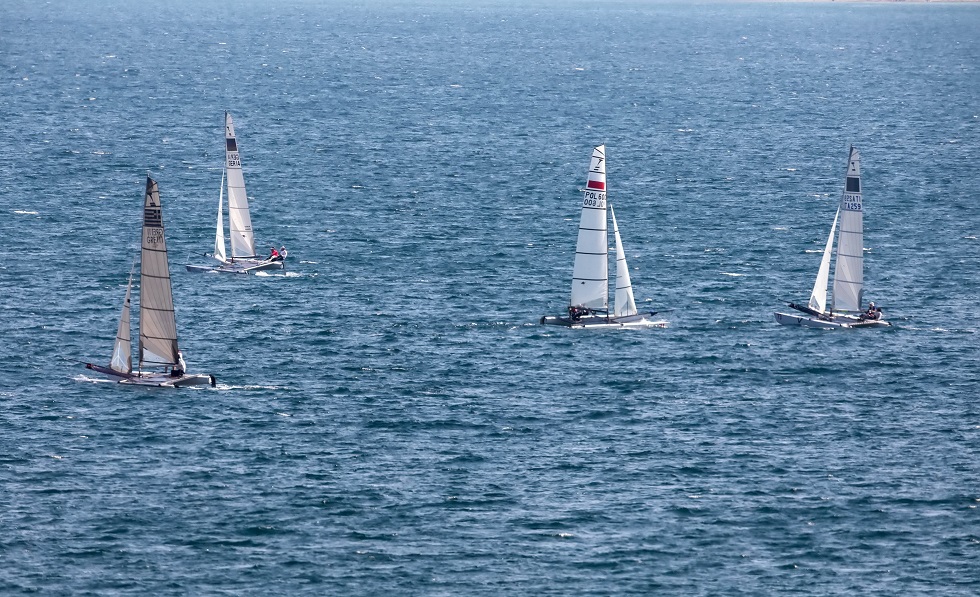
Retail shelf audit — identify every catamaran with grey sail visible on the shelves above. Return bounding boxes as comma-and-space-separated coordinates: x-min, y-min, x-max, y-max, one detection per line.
187, 112, 286, 274
541, 145, 668, 329
84, 176, 215, 387
774, 146, 890, 329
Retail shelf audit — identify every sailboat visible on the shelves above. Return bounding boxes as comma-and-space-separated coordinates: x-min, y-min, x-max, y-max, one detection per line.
186, 112, 285, 274
774, 146, 890, 329
84, 176, 216, 387
541, 145, 668, 329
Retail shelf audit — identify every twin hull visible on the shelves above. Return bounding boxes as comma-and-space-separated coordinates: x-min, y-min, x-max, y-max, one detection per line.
541, 313, 669, 329
186, 259, 284, 275
773, 311, 891, 329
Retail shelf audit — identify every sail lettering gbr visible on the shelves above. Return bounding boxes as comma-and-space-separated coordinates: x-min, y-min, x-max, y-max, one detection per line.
842, 193, 862, 211
583, 191, 606, 208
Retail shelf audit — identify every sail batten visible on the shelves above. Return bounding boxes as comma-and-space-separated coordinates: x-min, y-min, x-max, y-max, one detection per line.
139, 177, 180, 369
569, 145, 609, 310
224, 112, 256, 259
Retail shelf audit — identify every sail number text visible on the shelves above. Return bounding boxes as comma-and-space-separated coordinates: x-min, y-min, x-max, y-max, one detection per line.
146, 228, 164, 246
583, 191, 606, 208
842, 193, 862, 211
227, 155, 241, 168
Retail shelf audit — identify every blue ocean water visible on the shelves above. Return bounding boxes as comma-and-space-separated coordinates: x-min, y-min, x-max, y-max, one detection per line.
2, 0, 979, 593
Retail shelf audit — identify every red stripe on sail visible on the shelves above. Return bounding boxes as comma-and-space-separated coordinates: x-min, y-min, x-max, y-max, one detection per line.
586, 180, 605, 190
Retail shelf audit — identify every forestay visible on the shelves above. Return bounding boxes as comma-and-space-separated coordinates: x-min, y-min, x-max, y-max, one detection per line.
832, 146, 864, 313
225, 112, 256, 259
570, 145, 609, 311
139, 177, 180, 368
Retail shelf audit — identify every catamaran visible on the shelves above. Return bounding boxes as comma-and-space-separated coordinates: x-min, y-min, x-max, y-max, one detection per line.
774, 146, 890, 329
541, 145, 668, 329
84, 176, 215, 387
187, 112, 285, 274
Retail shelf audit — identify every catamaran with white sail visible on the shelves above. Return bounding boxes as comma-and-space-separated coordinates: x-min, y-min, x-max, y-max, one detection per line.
187, 112, 285, 274
84, 176, 215, 387
541, 145, 668, 329
774, 146, 890, 329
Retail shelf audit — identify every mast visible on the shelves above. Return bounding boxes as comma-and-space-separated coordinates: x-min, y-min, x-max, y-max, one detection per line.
610, 205, 638, 317
138, 176, 180, 369
569, 145, 609, 311
831, 146, 864, 312
808, 207, 840, 314
224, 112, 256, 259
214, 169, 227, 262
110, 262, 135, 374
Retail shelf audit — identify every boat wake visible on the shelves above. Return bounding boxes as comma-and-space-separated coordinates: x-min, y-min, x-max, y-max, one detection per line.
253, 271, 303, 278
74, 374, 116, 384
213, 383, 289, 391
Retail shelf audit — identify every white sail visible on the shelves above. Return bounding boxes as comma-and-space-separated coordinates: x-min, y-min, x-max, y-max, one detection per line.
570, 145, 609, 311
808, 207, 840, 313
214, 169, 227, 263
610, 205, 638, 318
832, 146, 864, 313
139, 176, 180, 368
110, 264, 135, 374
224, 112, 256, 258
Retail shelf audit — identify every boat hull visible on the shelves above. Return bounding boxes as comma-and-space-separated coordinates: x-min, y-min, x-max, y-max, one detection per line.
540, 313, 668, 329
120, 373, 216, 387
84, 363, 215, 387
186, 258, 284, 275
774, 311, 891, 329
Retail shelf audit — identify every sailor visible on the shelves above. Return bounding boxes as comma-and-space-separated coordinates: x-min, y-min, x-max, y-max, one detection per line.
874, 306, 883, 320
279, 246, 288, 260
268, 246, 280, 261
172, 351, 186, 378
862, 302, 876, 320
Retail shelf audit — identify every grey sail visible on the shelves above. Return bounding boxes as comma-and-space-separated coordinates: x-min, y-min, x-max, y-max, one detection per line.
138, 176, 180, 369
110, 264, 135, 374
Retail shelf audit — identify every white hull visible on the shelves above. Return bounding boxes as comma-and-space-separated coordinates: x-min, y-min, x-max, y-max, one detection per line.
774, 311, 890, 329
541, 313, 669, 329
119, 372, 215, 387
186, 258, 284, 274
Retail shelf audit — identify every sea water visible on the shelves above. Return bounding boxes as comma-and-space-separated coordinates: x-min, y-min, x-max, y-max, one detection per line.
1, 0, 978, 594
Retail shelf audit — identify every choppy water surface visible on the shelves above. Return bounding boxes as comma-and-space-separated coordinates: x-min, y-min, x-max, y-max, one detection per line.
1, 0, 978, 594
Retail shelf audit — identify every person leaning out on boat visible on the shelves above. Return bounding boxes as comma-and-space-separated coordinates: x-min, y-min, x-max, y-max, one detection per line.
279, 246, 288, 260
267, 246, 280, 261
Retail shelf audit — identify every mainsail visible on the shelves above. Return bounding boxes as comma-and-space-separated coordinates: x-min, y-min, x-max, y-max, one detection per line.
225, 112, 256, 258
110, 264, 135, 374
610, 205, 638, 318
139, 176, 180, 368
832, 146, 864, 312
214, 170, 227, 263
570, 145, 609, 310
808, 207, 840, 313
